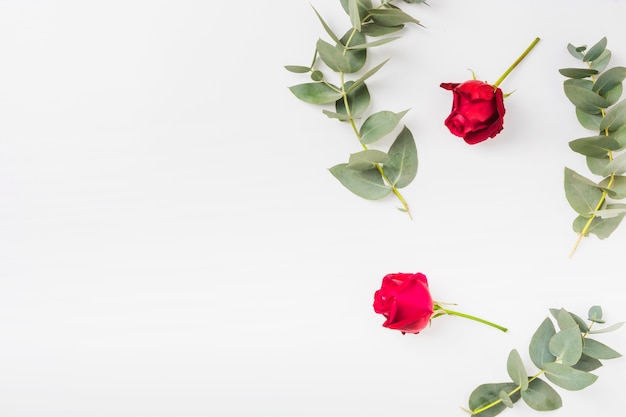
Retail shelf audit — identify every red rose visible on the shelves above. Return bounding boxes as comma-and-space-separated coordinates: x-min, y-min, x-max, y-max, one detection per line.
373, 272, 434, 334
440, 80, 506, 145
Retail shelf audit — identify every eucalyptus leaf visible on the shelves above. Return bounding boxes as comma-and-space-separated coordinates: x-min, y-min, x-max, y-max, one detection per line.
576, 108, 602, 130
329, 164, 391, 200
316, 38, 352, 73
602, 83, 623, 107
567, 43, 584, 60
553, 308, 579, 331
346, 59, 389, 94
339, 0, 372, 22
384, 126, 418, 188
572, 353, 603, 372
558, 68, 598, 79
289, 82, 343, 104
583, 36, 607, 62
599, 99, 626, 132
583, 338, 622, 359
602, 151, 626, 175
347, 0, 361, 31
573, 209, 624, 239
359, 109, 409, 144
506, 349, 528, 391
589, 321, 625, 334
564, 167, 604, 217
369, 9, 421, 27
610, 125, 626, 148
586, 155, 610, 176
285, 65, 310, 73
311, 6, 340, 44
568, 136, 620, 158
543, 362, 598, 391
593, 66, 626, 95
347, 149, 389, 170
468, 382, 521, 417
590, 49, 612, 72
336, 81, 370, 118
588, 305, 603, 322
548, 326, 583, 366
360, 23, 404, 37
322, 110, 355, 121
593, 207, 626, 219
498, 391, 514, 408
563, 82, 608, 114
529, 317, 557, 369
339, 30, 367, 73
521, 378, 562, 411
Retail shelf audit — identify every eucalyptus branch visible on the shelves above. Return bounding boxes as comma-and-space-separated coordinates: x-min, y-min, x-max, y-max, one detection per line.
560, 37, 626, 257
286, 0, 425, 216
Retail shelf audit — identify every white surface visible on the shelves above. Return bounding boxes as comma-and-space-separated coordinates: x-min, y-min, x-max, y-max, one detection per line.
1, 1, 626, 416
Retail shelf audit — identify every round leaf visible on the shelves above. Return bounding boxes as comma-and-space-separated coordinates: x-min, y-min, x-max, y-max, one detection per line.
328, 164, 391, 200
289, 82, 343, 105
383, 126, 417, 188
548, 326, 583, 366
521, 378, 563, 411
529, 317, 557, 369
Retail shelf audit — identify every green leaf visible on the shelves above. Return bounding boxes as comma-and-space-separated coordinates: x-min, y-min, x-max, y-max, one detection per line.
346, 59, 389, 94
468, 383, 521, 417
558, 68, 599, 79
345, 36, 401, 50
589, 321, 624, 334
576, 108, 602, 130
498, 391, 514, 408
339, 30, 367, 73
590, 49, 612, 72
340, 0, 372, 22
552, 308, 579, 330
568, 135, 620, 158
593, 66, 626, 95
285, 65, 310, 74
573, 210, 625, 239
347, 149, 389, 170
602, 151, 626, 175
336, 81, 370, 118
322, 110, 354, 121
384, 126, 418, 188
610, 125, 626, 148
588, 305, 603, 322
572, 353, 603, 372
289, 82, 343, 104
564, 167, 604, 217
529, 317, 557, 369
316, 38, 352, 73
594, 207, 626, 219
311, 70, 324, 82
329, 164, 391, 200
369, 9, 421, 27
567, 43, 584, 60
360, 23, 404, 37
311, 6, 340, 44
563, 82, 609, 114
506, 349, 528, 391
521, 378, 562, 411
583, 338, 622, 359
586, 155, 610, 176
602, 83, 623, 107
599, 99, 626, 132
583, 37, 607, 62
359, 109, 409, 144
548, 326, 583, 366
543, 362, 598, 391
347, 0, 361, 31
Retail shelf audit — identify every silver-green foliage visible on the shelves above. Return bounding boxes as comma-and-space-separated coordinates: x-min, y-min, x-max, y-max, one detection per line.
286, 0, 424, 216
560, 37, 626, 254
466, 306, 622, 416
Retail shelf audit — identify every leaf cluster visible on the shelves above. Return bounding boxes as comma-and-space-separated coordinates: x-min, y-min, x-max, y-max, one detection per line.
286, 1, 426, 215
466, 306, 623, 416
560, 38, 626, 253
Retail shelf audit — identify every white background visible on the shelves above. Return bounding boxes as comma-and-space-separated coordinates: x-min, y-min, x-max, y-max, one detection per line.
1, 0, 626, 416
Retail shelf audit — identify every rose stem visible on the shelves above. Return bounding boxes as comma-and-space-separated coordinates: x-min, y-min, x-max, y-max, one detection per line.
493, 37, 540, 88
440, 308, 508, 332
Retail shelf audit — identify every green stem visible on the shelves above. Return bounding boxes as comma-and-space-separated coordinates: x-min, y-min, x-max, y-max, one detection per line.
493, 37, 540, 88
437, 307, 508, 332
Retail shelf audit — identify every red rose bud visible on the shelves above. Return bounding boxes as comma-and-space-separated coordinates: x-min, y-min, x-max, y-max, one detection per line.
440, 80, 505, 144
373, 272, 434, 334
440, 37, 540, 145
373, 272, 508, 334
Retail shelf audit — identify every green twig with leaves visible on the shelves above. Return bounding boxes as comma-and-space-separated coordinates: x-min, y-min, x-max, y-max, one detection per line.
286, 0, 427, 217
464, 306, 623, 416
559, 37, 626, 257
